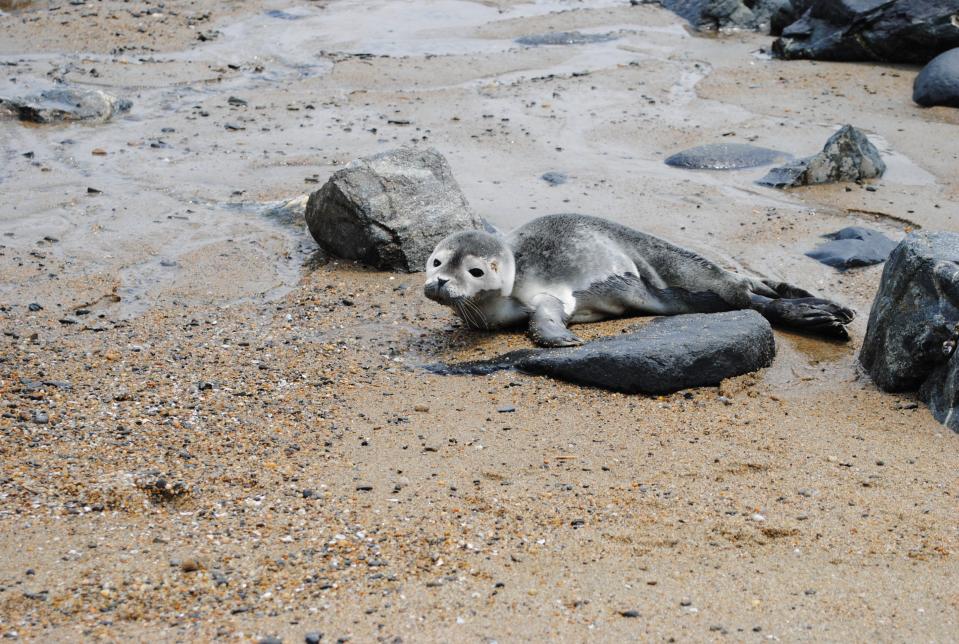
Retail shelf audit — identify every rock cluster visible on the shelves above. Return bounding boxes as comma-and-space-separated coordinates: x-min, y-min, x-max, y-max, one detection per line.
773, 0, 959, 65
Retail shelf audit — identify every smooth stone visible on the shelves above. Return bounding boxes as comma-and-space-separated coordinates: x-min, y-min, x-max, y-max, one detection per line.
431, 310, 775, 395
305, 147, 484, 272
773, 0, 959, 64
914, 48, 959, 108
0, 87, 131, 124
805, 226, 897, 269
758, 125, 884, 188
664, 143, 789, 170
541, 171, 568, 186
515, 31, 617, 46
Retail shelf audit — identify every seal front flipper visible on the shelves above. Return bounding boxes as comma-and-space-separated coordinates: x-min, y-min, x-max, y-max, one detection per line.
529, 294, 582, 347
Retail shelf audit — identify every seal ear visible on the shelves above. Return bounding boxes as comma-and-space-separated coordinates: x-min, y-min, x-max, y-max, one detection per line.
490, 260, 499, 273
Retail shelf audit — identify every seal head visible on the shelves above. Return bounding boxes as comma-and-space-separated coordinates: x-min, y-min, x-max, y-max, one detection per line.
424, 230, 515, 306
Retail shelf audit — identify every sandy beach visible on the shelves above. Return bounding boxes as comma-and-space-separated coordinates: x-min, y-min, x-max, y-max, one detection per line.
1, 0, 958, 641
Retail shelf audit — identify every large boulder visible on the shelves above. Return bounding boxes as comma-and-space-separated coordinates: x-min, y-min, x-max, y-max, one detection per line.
914, 48, 959, 108
805, 226, 897, 270
305, 147, 485, 272
0, 87, 132, 124
860, 232, 959, 394
640, 0, 810, 32
433, 310, 776, 394
773, 0, 959, 64
757, 125, 885, 188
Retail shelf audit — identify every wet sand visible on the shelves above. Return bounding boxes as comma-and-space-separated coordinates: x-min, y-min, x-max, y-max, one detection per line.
1, 1, 958, 641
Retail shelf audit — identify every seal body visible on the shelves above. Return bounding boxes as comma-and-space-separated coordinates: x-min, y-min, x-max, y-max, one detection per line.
424, 213, 854, 346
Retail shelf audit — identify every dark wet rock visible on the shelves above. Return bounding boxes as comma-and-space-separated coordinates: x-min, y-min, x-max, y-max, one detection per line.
27, 303, 42, 312
305, 147, 484, 272
0, 87, 131, 124
757, 125, 884, 188
640, 0, 794, 31
860, 231, 959, 395
773, 0, 959, 64
664, 143, 789, 170
432, 310, 775, 395
515, 31, 618, 46
914, 48, 959, 108
304, 633, 323, 644
265, 9, 303, 20
541, 171, 567, 186
805, 226, 897, 269
770, 0, 814, 35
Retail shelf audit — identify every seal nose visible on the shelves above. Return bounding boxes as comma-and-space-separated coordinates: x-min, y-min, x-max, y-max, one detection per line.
436, 278, 449, 288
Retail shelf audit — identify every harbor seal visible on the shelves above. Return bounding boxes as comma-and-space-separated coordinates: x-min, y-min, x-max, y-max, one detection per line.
424, 213, 854, 346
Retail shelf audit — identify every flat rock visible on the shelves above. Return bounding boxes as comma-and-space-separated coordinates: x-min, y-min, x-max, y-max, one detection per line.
305, 147, 485, 272
914, 48, 959, 108
0, 87, 132, 124
665, 143, 789, 170
432, 310, 775, 395
515, 31, 617, 46
805, 226, 897, 269
758, 125, 884, 188
773, 0, 959, 64
860, 232, 959, 393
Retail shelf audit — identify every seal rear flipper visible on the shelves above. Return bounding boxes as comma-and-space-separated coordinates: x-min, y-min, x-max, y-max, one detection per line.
529, 295, 582, 347
751, 295, 855, 340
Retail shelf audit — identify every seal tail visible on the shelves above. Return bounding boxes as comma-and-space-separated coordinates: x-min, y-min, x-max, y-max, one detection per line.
748, 280, 855, 340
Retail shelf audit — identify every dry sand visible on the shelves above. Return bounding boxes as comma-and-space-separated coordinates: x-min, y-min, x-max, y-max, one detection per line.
1, 0, 958, 641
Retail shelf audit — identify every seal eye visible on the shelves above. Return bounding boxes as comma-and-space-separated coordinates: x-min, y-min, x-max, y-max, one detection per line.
432, 259, 441, 267
468, 268, 485, 278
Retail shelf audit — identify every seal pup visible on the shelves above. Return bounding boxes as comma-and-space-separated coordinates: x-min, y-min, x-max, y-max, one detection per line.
423, 213, 854, 347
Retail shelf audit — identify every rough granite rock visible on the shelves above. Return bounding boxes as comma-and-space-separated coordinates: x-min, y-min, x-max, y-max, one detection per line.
0, 87, 132, 124
860, 232, 959, 394
773, 0, 959, 64
432, 310, 776, 395
757, 125, 885, 188
769, 0, 814, 35
305, 147, 485, 272
914, 48, 959, 108
664, 143, 789, 170
641, 0, 801, 31
805, 226, 897, 269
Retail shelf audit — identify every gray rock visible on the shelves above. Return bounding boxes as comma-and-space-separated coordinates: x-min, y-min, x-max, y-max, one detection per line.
640, 0, 793, 31
805, 226, 897, 269
664, 143, 789, 170
305, 147, 484, 272
541, 171, 568, 186
0, 87, 132, 124
914, 48, 959, 108
515, 31, 618, 46
773, 0, 959, 64
860, 232, 959, 393
757, 125, 884, 188
431, 310, 775, 395
769, 0, 814, 36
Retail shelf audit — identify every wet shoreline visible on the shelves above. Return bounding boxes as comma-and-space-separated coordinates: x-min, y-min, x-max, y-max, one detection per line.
1, 1, 958, 641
